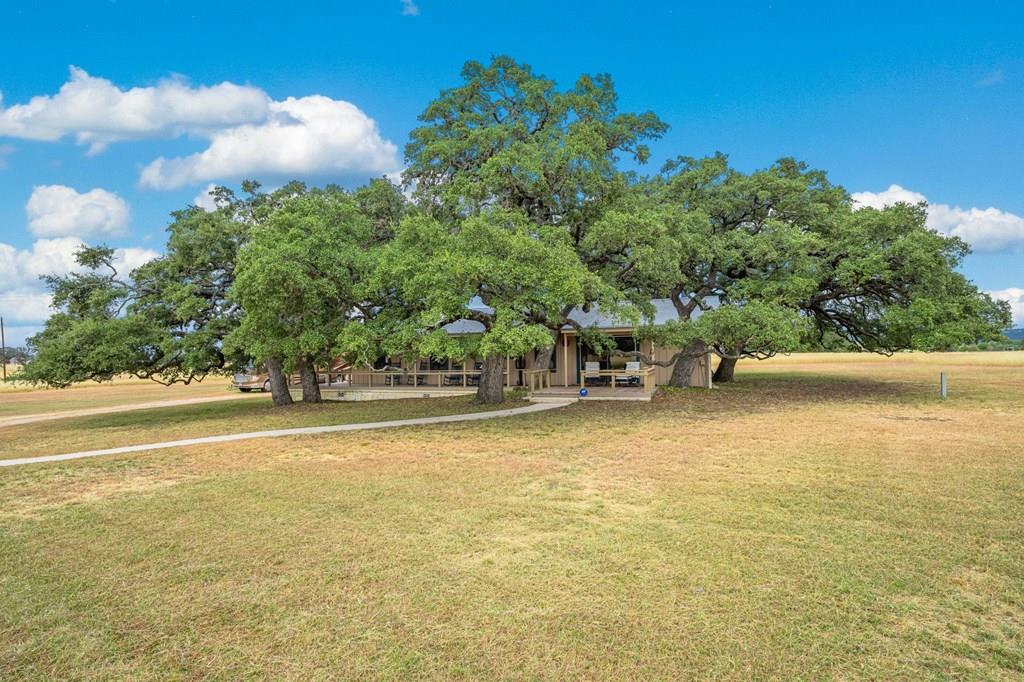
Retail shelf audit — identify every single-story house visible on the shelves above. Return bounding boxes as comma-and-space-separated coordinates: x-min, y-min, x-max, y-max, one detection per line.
342, 299, 714, 396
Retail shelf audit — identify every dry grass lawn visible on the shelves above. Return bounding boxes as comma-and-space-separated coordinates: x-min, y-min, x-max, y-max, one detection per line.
0, 395, 504, 460
0, 375, 238, 418
0, 352, 1022, 679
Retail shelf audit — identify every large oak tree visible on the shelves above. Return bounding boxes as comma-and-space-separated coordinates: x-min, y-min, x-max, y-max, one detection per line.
227, 185, 376, 403
19, 183, 300, 405
403, 56, 666, 370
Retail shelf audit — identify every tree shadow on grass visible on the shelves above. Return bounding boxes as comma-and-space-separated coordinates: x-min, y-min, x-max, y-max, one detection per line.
553, 374, 932, 425
664, 373, 924, 408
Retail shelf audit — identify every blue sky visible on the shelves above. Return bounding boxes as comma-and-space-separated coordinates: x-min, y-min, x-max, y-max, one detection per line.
2, 0, 1023, 344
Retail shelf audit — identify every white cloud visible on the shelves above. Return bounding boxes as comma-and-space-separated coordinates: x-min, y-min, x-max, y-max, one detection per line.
0, 289, 53, 325
192, 183, 220, 211
401, 0, 420, 15
926, 205, 1024, 252
0, 238, 158, 324
26, 185, 130, 238
113, 246, 159, 275
850, 184, 927, 209
139, 95, 400, 189
0, 67, 401, 188
851, 184, 1024, 251
9, 237, 85, 281
0, 66, 269, 154
988, 288, 1024, 327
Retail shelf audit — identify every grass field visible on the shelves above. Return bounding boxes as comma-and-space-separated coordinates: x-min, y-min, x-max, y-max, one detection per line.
0, 375, 238, 418
1, 352, 1022, 679
0, 395, 504, 460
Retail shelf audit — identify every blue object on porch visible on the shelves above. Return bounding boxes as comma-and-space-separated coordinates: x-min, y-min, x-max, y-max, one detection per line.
579, 388, 588, 397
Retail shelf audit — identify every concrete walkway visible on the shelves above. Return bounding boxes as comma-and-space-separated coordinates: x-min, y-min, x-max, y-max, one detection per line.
0, 393, 263, 429
0, 400, 572, 468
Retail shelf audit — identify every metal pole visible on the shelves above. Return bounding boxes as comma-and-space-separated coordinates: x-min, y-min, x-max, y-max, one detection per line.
1, 316, 6, 382
940, 372, 947, 400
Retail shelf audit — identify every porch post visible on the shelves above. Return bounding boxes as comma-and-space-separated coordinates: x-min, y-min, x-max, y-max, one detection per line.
506, 355, 511, 388
562, 332, 569, 387
651, 341, 657, 386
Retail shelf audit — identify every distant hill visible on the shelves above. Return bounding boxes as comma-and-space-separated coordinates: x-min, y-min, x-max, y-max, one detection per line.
1007, 328, 1024, 341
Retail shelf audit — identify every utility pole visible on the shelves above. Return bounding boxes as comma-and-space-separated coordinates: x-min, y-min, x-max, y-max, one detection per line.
1, 316, 6, 382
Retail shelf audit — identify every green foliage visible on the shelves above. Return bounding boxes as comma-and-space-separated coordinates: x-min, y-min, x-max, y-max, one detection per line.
353, 177, 411, 243
17, 245, 162, 387
227, 186, 375, 370
956, 338, 1024, 352
404, 55, 665, 333
406, 56, 665, 219
20, 186, 263, 387
806, 202, 1011, 352
620, 154, 839, 364
626, 153, 1009, 364
363, 208, 604, 362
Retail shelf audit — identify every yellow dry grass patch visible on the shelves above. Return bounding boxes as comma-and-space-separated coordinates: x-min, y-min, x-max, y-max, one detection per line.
0, 375, 237, 417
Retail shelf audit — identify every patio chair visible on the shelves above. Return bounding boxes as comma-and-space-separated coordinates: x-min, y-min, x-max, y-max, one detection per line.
616, 361, 642, 387
583, 361, 608, 386
444, 369, 476, 387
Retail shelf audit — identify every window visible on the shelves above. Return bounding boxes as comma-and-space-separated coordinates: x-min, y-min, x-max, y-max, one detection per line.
581, 335, 638, 369
610, 336, 638, 369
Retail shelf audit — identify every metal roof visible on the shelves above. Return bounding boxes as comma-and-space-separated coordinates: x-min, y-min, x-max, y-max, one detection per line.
442, 298, 713, 335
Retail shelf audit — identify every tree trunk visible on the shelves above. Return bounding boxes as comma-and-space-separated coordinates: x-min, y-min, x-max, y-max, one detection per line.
667, 341, 705, 388
532, 328, 560, 373
296, 356, 322, 403
475, 355, 506, 404
713, 356, 738, 383
265, 356, 293, 406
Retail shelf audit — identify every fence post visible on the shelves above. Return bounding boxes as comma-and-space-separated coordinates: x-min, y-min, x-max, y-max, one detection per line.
940, 372, 947, 400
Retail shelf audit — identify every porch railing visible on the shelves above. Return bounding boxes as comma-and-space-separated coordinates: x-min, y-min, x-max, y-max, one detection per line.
579, 367, 656, 393
523, 369, 552, 392
345, 369, 483, 388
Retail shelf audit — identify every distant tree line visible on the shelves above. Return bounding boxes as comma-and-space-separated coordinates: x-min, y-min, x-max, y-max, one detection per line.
795, 331, 1023, 353
1, 346, 33, 365
16, 57, 1012, 404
